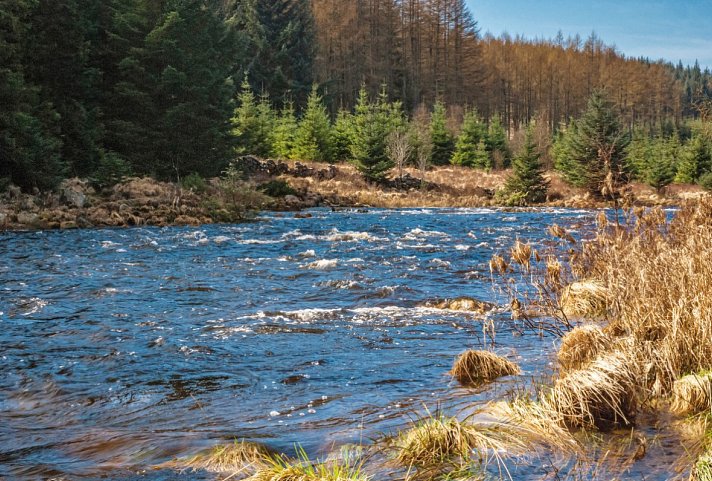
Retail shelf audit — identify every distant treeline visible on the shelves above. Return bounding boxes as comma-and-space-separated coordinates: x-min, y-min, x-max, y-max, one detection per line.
1, 0, 711, 192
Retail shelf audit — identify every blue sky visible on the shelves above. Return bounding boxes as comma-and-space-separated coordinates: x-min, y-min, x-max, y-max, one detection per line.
466, 0, 712, 70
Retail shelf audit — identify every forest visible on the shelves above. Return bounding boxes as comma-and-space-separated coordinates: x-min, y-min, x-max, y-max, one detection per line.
2, 0, 712, 200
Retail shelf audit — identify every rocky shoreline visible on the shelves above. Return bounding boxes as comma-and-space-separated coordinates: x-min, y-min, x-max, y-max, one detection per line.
1, 157, 707, 231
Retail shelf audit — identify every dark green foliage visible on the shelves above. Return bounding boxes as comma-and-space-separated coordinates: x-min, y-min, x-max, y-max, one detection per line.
224, 0, 315, 106
331, 109, 355, 161
430, 100, 455, 165
559, 91, 630, 196
292, 85, 333, 161
258, 179, 297, 197
0, 0, 65, 191
676, 134, 712, 183
24, 0, 102, 178
272, 102, 298, 159
699, 172, 712, 192
92, 151, 132, 189
502, 126, 548, 205
181, 172, 208, 193
486, 116, 509, 168
350, 86, 404, 182
232, 78, 275, 157
451, 110, 488, 168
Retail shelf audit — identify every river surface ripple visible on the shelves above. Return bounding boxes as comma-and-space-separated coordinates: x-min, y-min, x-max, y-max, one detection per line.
0, 208, 600, 479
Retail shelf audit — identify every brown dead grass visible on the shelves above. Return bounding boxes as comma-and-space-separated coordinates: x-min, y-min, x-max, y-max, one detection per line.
165, 440, 271, 475
541, 350, 640, 430
559, 281, 610, 319
557, 325, 613, 374
671, 373, 712, 415
449, 350, 520, 386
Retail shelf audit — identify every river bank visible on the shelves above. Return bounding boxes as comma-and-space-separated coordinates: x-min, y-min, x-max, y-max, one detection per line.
0, 158, 707, 231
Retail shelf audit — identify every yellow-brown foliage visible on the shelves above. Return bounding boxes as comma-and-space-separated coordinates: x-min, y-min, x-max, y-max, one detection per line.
170, 440, 270, 474
557, 325, 613, 374
559, 281, 609, 319
575, 202, 712, 396
541, 350, 639, 429
671, 373, 712, 416
449, 350, 520, 386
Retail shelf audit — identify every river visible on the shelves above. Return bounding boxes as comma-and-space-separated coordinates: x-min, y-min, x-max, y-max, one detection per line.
2, 207, 664, 480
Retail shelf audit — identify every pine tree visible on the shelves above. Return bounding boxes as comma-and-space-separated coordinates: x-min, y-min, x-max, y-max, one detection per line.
625, 130, 652, 182
451, 110, 488, 168
292, 85, 332, 161
350, 87, 396, 182
272, 102, 297, 159
565, 91, 630, 196
232, 78, 275, 157
645, 140, 676, 192
145, 1, 237, 179
430, 100, 455, 165
0, 0, 64, 191
225, 0, 315, 105
331, 109, 355, 161
676, 134, 712, 183
486, 115, 509, 168
24, 0, 102, 178
502, 126, 548, 205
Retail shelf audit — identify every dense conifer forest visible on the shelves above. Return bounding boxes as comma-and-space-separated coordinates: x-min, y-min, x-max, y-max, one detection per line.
2, 0, 712, 199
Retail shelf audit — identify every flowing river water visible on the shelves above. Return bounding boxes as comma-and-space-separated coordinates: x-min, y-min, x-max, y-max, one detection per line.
0, 208, 692, 480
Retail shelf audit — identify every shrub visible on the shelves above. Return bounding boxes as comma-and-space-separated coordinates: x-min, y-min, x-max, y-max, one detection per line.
258, 179, 297, 198
181, 172, 207, 193
92, 151, 132, 189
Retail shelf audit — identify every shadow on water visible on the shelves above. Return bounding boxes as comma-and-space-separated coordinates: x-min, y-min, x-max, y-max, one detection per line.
0, 207, 691, 479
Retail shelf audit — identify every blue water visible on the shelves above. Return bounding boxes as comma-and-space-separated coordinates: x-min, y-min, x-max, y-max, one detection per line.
0, 208, 599, 479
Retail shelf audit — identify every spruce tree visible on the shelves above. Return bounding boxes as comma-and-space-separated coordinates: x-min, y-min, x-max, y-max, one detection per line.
486, 116, 509, 168
0, 0, 64, 191
502, 126, 548, 205
565, 91, 630, 196
146, 1, 238, 179
272, 102, 297, 159
645, 140, 676, 192
624, 130, 652, 182
232, 78, 275, 157
331, 109, 355, 161
676, 134, 712, 183
292, 85, 333, 161
451, 110, 488, 168
350, 87, 397, 182
430, 100, 455, 165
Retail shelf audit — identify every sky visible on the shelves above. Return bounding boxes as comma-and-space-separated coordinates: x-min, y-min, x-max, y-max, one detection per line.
466, 0, 712, 70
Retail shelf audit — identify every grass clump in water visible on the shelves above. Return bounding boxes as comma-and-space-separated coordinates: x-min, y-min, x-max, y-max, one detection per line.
449, 350, 520, 386
169, 440, 271, 475
246, 446, 369, 481
557, 325, 613, 374
671, 372, 712, 415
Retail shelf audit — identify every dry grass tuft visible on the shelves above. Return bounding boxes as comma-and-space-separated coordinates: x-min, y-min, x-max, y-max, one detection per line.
484, 399, 583, 456
245, 446, 369, 481
541, 350, 639, 430
557, 325, 613, 374
489, 254, 509, 274
449, 350, 520, 386
671, 372, 712, 415
173, 440, 271, 474
510, 241, 532, 270
559, 280, 609, 319
391, 412, 528, 469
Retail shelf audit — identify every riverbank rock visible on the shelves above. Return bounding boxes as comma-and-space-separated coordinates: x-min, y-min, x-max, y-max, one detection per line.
16, 212, 40, 226
60, 178, 91, 208
422, 297, 495, 313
